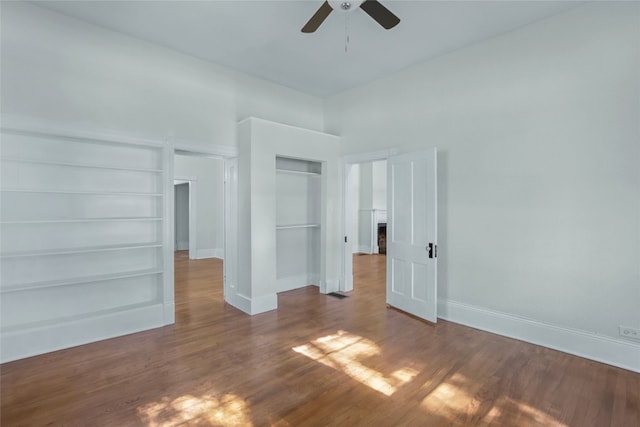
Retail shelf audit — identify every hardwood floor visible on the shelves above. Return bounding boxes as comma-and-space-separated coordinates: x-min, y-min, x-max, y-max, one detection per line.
1, 252, 638, 426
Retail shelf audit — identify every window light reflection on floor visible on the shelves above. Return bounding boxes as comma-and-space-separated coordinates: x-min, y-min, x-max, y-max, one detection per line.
420, 373, 569, 426
292, 330, 418, 396
137, 393, 252, 426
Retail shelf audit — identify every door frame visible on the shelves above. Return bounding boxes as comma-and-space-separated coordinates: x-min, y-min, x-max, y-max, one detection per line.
223, 157, 238, 306
340, 149, 398, 292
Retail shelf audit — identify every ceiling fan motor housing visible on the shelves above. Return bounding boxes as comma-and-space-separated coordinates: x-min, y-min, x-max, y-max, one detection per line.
328, 0, 364, 12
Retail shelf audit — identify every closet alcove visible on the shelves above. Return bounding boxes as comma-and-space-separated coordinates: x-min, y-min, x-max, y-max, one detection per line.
230, 118, 341, 315
276, 156, 321, 292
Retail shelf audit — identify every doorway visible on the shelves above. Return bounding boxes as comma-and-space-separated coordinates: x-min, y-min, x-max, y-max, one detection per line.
172, 152, 226, 318
174, 182, 189, 252
342, 149, 438, 323
343, 157, 389, 295
173, 179, 196, 259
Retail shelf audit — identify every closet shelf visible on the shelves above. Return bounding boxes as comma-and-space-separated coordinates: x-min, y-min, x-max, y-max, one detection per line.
0, 268, 163, 294
1, 217, 163, 225
276, 168, 320, 176
0, 242, 162, 258
0, 189, 163, 197
276, 223, 320, 230
1, 157, 162, 173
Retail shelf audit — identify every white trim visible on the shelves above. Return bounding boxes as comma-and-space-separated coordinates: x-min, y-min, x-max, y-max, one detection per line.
195, 248, 224, 260
225, 292, 252, 314
163, 302, 175, 325
162, 143, 176, 326
1, 114, 164, 148
225, 292, 277, 315
174, 176, 198, 182
1, 303, 165, 363
438, 299, 640, 373
322, 278, 340, 294
277, 275, 318, 293
223, 158, 238, 315
342, 148, 399, 165
356, 245, 372, 254
238, 116, 337, 139
174, 139, 238, 158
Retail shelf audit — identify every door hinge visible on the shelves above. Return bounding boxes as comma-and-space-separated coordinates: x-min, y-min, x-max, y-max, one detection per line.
345, 236, 348, 243
428, 243, 437, 259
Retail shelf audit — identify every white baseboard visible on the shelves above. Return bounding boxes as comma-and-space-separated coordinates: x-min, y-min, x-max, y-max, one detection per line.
357, 245, 372, 254
225, 292, 277, 315
1, 303, 165, 363
176, 241, 189, 251
195, 248, 224, 260
438, 299, 640, 373
321, 278, 340, 294
277, 275, 318, 293
163, 302, 175, 325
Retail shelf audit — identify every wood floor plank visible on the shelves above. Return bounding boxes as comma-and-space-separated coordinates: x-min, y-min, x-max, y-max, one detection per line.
1, 252, 638, 426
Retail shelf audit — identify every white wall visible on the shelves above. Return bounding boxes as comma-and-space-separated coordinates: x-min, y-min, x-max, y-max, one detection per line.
174, 155, 224, 259
325, 2, 640, 369
371, 160, 387, 210
0, 2, 324, 147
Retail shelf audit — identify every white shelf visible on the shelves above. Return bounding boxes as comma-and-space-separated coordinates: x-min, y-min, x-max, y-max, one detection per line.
0, 242, 162, 258
0, 189, 162, 197
1, 217, 163, 225
0, 268, 163, 294
276, 168, 320, 176
1, 126, 164, 149
1, 157, 162, 173
0, 300, 162, 333
276, 223, 320, 230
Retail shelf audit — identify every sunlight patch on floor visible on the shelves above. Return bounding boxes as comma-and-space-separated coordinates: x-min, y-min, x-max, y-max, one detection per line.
137, 393, 252, 426
420, 374, 568, 426
420, 373, 474, 416
292, 330, 418, 396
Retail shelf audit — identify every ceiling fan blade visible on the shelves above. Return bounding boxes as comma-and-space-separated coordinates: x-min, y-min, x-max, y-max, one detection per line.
360, 0, 400, 30
301, 1, 333, 33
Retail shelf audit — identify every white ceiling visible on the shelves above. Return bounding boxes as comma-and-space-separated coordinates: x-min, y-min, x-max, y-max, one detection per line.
34, 0, 584, 97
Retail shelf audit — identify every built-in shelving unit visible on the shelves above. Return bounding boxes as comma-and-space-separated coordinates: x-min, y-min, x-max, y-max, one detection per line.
276, 157, 321, 292
0, 126, 167, 359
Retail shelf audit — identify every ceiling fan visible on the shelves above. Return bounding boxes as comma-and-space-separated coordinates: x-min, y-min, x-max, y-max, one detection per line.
302, 0, 400, 33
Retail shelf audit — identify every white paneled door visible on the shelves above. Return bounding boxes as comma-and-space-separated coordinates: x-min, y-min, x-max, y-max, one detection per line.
386, 149, 437, 323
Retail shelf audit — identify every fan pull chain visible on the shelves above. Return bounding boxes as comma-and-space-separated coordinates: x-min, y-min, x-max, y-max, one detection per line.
345, 14, 350, 53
